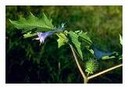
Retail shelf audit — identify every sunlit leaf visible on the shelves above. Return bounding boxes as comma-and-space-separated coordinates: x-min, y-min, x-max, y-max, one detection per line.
57, 33, 68, 48
89, 49, 94, 54
102, 55, 115, 60
77, 31, 92, 45
69, 31, 83, 60
23, 31, 37, 38
9, 12, 54, 33
119, 34, 122, 45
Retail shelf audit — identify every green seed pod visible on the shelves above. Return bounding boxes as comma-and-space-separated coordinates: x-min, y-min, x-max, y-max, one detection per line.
85, 59, 98, 75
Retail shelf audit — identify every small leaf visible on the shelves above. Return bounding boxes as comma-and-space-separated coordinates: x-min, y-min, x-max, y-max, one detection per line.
119, 55, 122, 60
77, 31, 92, 45
56, 33, 68, 48
23, 32, 37, 38
119, 34, 122, 45
69, 31, 83, 60
9, 12, 54, 33
102, 55, 115, 60
89, 49, 94, 54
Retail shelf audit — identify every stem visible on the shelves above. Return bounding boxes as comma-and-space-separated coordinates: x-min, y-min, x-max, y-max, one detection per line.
88, 64, 122, 80
69, 44, 88, 83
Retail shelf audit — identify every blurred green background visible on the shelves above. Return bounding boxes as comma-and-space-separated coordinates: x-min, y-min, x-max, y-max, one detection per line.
6, 6, 122, 83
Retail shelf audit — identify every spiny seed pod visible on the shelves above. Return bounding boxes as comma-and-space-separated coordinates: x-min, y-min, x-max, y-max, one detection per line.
85, 59, 98, 75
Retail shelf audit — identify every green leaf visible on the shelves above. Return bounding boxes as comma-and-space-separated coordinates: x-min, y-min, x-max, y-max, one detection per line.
9, 12, 54, 33
56, 33, 68, 48
119, 55, 122, 60
23, 31, 37, 38
102, 55, 115, 60
119, 34, 122, 45
89, 49, 94, 54
76, 31, 92, 45
69, 31, 83, 60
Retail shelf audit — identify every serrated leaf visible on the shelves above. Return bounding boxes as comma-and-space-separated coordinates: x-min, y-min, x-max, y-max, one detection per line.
57, 33, 68, 48
42, 13, 53, 28
77, 31, 92, 45
9, 12, 54, 33
69, 31, 83, 60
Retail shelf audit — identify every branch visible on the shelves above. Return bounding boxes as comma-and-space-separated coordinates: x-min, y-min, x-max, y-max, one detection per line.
69, 44, 88, 83
88, 64, 122, 80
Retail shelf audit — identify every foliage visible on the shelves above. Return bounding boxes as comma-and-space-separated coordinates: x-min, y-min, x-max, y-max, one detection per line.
76, 30, 92, 45
9, 12, 54, 33
56, 32, 68, 48
68, 31, 83, 60
6, 6, 122, 83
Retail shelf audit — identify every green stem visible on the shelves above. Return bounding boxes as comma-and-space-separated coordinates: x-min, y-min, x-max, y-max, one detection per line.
87, 64, 122, 80
69, 44, 88, 83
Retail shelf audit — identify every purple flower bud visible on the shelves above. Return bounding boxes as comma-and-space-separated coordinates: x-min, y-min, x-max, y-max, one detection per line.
36, 31, 53, 43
